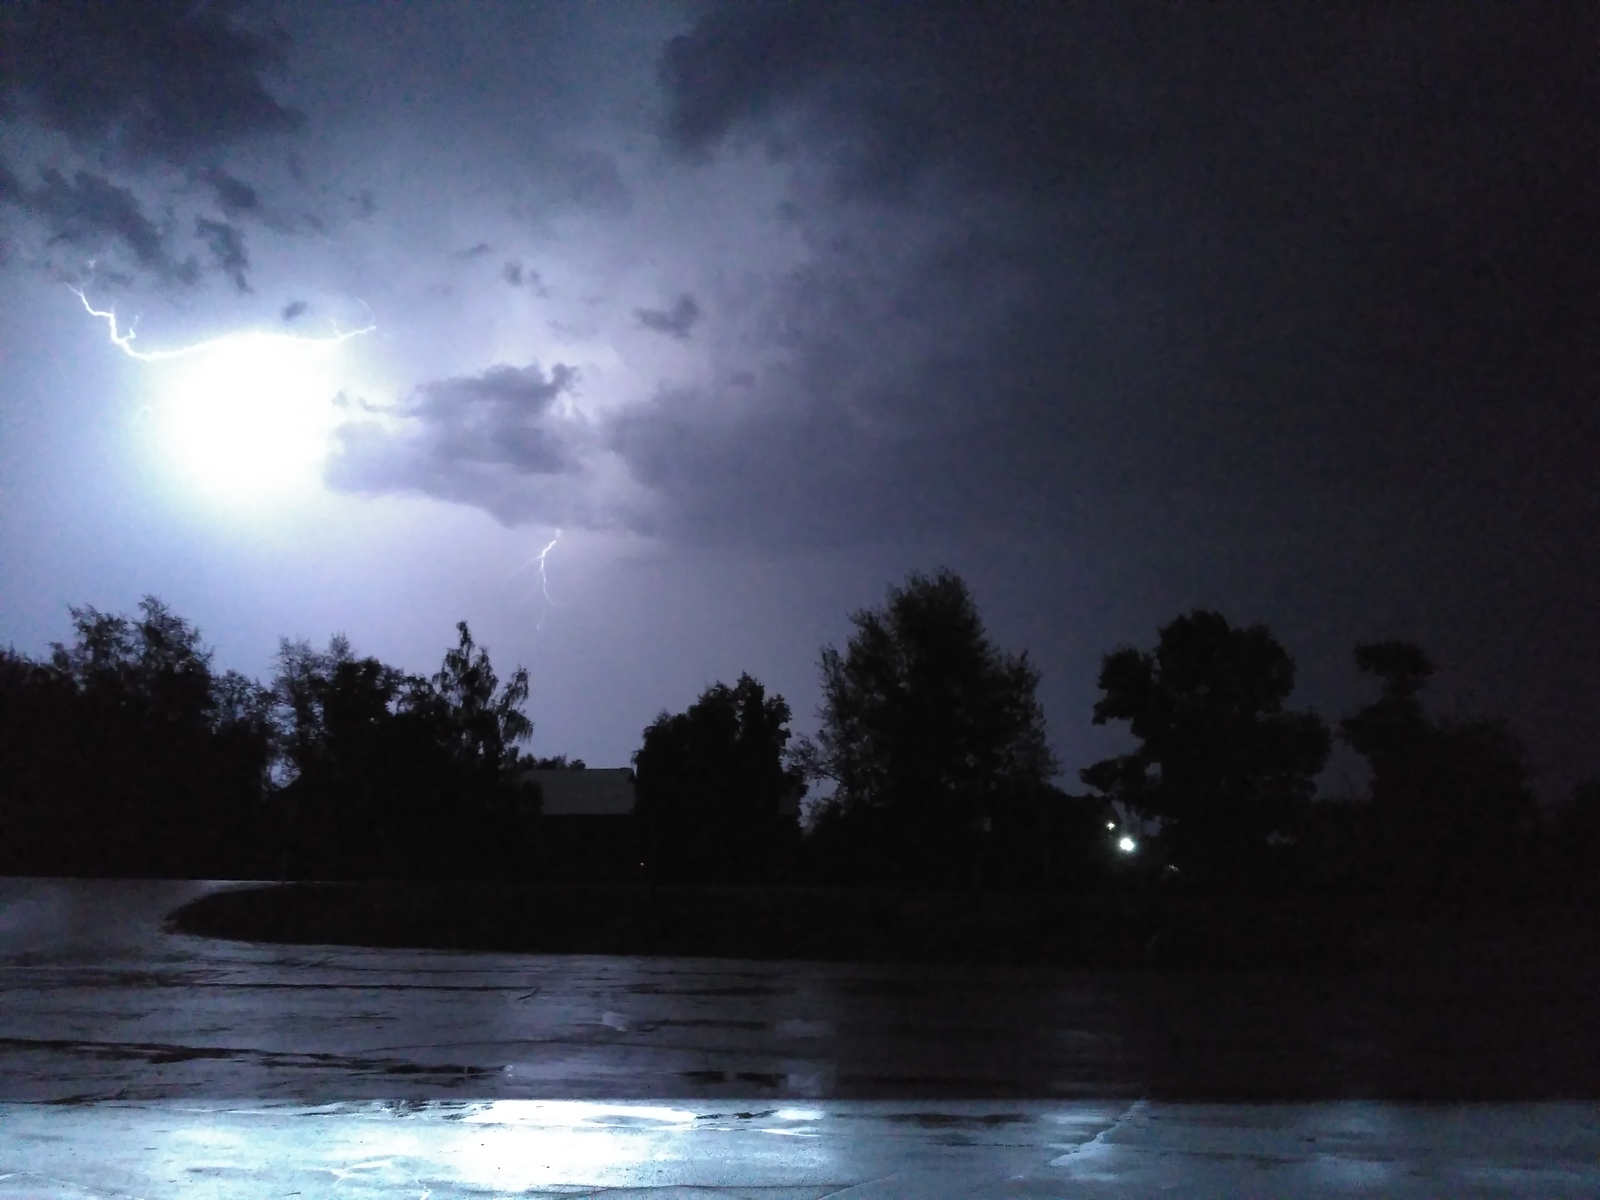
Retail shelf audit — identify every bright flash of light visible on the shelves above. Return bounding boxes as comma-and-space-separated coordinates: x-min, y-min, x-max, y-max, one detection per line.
1117, 836, 1137, 854
512, 530, 563, 629
73, 288, 374, 500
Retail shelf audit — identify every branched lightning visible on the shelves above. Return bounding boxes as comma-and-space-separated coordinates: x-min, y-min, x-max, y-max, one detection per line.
511, 530, 563, 630
70, 286, 375, 359
72, 287, 198, 361
66, 282, 380, 498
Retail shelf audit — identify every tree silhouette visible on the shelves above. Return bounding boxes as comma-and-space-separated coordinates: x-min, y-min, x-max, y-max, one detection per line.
419, 621, 532, 776
633, 673, 803, 884
272, 623, 534, 881
799, 569, 1058, 888
1548, 779, 1600, 904
1341, 640, 1536, 897
526, 754, 587, 769
0, 598, 274, 877
1338, 640, 1434, 772
1081, 610, 1330, 883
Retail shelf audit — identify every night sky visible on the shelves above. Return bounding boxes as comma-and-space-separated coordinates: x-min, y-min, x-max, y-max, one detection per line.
1, 2, 1595, 801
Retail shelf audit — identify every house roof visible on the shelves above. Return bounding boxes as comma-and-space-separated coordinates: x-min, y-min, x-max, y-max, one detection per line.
522, 768, 635, 815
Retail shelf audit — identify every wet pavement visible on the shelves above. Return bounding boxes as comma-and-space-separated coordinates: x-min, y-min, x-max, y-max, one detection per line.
2, 878, 1598, 1195
1, 878, 1151, 1103
4, 1097, 1600, 1198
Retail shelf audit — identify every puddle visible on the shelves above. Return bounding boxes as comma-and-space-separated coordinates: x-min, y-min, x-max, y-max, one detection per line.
885, 1111, 1032, 1128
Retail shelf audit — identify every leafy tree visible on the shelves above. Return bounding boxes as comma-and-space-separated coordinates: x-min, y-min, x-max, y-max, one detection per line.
273, 635, 406, 878
1547, 779, 1600, 904
272, 622, 534, 881
526, 754, 587, 769
1337, 641, 1434, 774
418, 621, 533, 777
0, 598, 274, 877
0, 603, 535, 881
1340, 641, 1536, 895
1080, 610, 1330, 882
799, 569, 1058, 888
633, 673, 803, 884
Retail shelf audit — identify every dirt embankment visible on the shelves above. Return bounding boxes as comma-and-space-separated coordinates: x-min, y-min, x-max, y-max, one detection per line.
167, 880, 1593, 970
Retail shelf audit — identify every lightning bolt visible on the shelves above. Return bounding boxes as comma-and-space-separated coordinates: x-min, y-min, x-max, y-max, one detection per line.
72, 287, 197, 361
511, 529, 563, 630
71, 286, 374, 358
67, 282, 381, 497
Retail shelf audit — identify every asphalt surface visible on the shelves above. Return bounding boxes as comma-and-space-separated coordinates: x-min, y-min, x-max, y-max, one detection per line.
4, 1097, 1599, 1198
1, 878, 1597, 1196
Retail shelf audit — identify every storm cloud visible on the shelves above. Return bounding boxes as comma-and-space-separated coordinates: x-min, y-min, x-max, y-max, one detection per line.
0, 0, 302, 167
502, 260, 547, 295
619, 1, 1600, 552
17, 168, 197, 284
206, 169, 262, 217
195, 217, 251, 292
1, 2, 1596, 797
325, 361, 597, 527
0, 0, 315, 289
635, 293, 701, 340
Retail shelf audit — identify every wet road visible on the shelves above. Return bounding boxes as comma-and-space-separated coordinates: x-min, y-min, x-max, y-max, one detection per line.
6, 879, 1600, 1103
2, 878, 1598, 1196
4, 1097, 1599, 1198
1, 878, 1156, 1102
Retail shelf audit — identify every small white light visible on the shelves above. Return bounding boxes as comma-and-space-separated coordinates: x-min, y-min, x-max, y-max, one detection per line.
1107, 822, 1116, 829
1117, 836, 1137, 853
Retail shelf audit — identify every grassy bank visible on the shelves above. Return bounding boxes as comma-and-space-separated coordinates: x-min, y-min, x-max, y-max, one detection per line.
165, 881, 1600, 971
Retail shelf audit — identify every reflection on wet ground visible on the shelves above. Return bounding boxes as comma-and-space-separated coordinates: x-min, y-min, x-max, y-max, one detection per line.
0, 878, 1126, 1103
3, 879, 1600, 1195
3, 1097, 1599, 1198
3, 879, 1600, 1103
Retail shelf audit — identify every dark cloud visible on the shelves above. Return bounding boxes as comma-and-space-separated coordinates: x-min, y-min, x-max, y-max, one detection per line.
659, 3, 849, 161
638, 0, 1600, 796
0, 5, 320, 288
206, 169, 261, 216
554, 148, 632, 214
14, 168, 196, 284
455, 242, 493, 260
280, 299, 308, 322
195, 217, 250, 292
502, 259, 548, 295
607, 381, 869, 545
635, 293, 701, 340
325, 362, 595, 526
647, 0, 1600, 536
661, 3, 1404, 200
0, 0, 302, 167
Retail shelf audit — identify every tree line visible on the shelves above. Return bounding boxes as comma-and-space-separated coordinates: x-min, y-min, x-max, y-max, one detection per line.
2, 575, 1597, 901
639, 571, 1595, 903
0, 601, 534, 880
